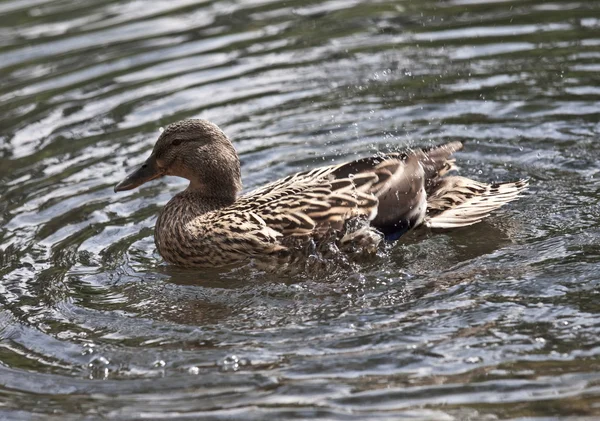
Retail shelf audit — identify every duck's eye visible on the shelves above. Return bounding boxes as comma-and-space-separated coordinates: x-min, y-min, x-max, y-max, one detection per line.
172, 138, 184, 146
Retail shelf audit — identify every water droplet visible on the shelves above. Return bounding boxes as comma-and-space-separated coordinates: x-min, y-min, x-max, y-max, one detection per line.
81, 343, 95, 356
88, 356, 110, 380
89, 355, 109, 366
153, 360, 166, 368
219, 355, 248, 372
224, 355, 239, 364
159, 127, 164, 133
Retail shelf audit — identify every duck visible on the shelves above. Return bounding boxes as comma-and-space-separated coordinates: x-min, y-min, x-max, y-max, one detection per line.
114, 119, 527, 268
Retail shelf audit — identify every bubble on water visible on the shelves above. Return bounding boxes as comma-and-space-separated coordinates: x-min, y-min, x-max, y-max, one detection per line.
188, 366, 200, 375
535, 337, 546, 343
153, 360, 166, 368
88, 355, 110, 380
220, 355, 240, 372
478, 170, 483, 174
218, 355, 249, 372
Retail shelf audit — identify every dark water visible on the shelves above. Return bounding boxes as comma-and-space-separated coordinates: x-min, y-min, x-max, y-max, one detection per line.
1, 0, 600, 419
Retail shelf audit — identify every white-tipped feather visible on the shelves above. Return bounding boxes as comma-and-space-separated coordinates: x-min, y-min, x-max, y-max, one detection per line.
425, 178, 528, 229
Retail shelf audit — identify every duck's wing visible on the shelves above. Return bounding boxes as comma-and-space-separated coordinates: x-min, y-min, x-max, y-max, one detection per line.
366, 141, 463, 238
233, 164, 381, 236
206, 159, 389, 264
233, 141, 464, 238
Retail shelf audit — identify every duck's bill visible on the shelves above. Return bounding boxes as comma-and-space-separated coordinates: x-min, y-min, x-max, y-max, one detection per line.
114, 156, 162, 192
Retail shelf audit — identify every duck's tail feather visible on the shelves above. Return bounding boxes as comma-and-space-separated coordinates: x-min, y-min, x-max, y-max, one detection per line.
424, 177, 528, 229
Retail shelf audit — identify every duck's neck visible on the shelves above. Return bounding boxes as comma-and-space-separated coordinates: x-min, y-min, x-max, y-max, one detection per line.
186, 180, 239, 207
183, 148, 242, 204
183, 186, 237, 211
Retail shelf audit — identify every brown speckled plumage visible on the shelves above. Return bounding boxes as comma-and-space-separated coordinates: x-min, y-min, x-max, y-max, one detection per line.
114, 119, 527, 268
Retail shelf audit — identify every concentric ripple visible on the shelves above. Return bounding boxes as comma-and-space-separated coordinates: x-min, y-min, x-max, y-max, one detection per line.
1, 0, 600, 419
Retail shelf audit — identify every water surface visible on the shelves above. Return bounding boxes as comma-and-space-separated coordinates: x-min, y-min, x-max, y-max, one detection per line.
1, 0, 600, 419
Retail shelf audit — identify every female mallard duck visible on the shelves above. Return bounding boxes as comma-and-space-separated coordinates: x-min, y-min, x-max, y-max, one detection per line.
114, 119, 527, 268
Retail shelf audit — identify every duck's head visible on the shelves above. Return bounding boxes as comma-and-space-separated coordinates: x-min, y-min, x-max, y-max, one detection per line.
114, 119, 242, 199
